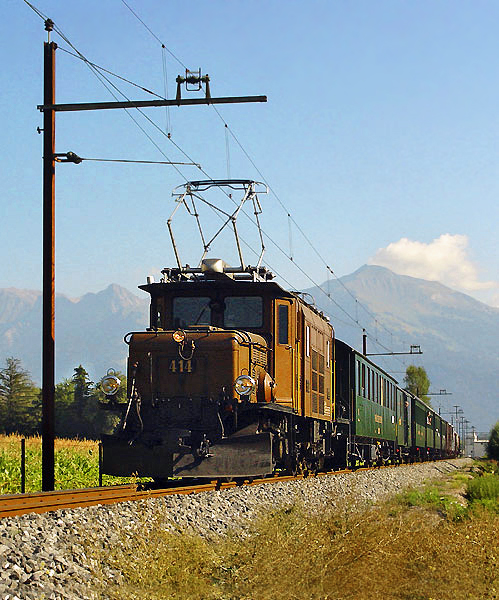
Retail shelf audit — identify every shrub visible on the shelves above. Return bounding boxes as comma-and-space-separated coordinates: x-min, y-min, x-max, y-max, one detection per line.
487, 421, 499, 460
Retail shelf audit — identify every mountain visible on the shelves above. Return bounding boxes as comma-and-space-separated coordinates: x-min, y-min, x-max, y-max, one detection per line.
0, 285, 149, 384
304, 265, 499, 433
0, 266, 497, 432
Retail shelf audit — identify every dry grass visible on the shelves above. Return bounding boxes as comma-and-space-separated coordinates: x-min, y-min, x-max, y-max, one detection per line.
0, 433, 96, 451
88, 468, 499, 600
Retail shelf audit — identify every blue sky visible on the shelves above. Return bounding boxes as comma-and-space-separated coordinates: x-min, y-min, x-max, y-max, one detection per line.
3, 0, 498, 310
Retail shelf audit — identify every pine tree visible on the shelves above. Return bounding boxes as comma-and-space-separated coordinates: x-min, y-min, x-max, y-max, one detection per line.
72, 365, 93, 420
0, 357, 40, 434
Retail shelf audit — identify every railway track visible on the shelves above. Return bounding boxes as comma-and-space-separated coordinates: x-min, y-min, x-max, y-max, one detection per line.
0, 465, 396, 519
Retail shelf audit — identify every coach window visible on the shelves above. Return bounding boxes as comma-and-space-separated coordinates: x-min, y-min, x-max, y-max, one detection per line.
361, 363, 366, 397
278, 304, 289, 344
306, 326, 310, 357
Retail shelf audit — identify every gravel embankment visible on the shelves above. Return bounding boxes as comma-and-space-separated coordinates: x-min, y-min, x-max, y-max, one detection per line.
0, 459, 470, 600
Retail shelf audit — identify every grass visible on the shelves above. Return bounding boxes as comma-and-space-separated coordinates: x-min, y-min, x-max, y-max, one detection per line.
0, 434, 147, 493
393, 483, 468, 521
87, 463, 499, 600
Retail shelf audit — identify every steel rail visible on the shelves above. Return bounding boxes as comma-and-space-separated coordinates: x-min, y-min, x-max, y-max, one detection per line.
0, 461, 448, 519
0, 482, 219, 518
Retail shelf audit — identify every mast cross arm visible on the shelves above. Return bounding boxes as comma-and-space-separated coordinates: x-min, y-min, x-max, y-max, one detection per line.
37, 96, 267, 112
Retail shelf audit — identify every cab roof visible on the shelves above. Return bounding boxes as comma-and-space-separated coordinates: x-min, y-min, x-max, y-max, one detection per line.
139, 278, 296, 300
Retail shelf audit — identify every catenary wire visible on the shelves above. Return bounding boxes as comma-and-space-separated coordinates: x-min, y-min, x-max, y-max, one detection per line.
119, 0, 188, 69
23, 0, 414, 366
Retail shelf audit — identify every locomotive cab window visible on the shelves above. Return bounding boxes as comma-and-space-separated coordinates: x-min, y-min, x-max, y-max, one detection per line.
278, 304, 289, 344
224, 296, 263, 328
150, 298, 164, 329
173, 297, 211, 328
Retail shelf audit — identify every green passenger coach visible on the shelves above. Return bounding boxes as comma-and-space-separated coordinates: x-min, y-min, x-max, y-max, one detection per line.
336, 340, 400, 465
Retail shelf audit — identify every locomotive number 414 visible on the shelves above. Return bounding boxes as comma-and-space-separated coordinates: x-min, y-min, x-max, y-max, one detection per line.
169, 358, 195, 373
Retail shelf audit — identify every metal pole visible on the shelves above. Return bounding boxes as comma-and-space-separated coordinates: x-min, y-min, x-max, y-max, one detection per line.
98, 442, 103, 487
42, 34, 57, 492
21, 439, 26, 494
362, 330, 367, 355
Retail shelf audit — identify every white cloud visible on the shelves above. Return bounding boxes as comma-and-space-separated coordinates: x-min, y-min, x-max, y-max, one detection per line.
368, 234, 497, 294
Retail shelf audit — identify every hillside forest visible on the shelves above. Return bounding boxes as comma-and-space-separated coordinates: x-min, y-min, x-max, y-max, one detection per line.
0, 357, 123, 439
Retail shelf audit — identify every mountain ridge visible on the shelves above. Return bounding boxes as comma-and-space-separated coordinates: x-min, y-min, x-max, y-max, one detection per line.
0, 284, 149, 385
0, 267, 497, 431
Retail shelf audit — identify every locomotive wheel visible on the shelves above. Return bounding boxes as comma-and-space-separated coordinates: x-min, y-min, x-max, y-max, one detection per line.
316, 455, 325, 473
282, 452, 298, 476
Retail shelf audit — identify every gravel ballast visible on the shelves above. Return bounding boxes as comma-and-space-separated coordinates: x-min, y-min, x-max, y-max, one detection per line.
0, 459, 470, 600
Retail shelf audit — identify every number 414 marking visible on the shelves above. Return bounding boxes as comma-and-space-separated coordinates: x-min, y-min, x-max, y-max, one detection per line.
169, 358, 193, 373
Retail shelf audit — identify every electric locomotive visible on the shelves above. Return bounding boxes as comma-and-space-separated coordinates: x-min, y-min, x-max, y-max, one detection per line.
101, 255, 340, 478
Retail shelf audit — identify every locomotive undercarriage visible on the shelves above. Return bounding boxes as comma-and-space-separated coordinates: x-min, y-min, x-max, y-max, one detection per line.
101, 395, 345, 479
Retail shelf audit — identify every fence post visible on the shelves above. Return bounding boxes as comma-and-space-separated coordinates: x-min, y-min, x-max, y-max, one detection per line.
21, 438, 26, 494
98, 441, 103, 487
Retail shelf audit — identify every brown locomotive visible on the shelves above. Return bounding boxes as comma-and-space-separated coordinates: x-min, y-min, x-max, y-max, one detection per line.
102, 256, 339, 478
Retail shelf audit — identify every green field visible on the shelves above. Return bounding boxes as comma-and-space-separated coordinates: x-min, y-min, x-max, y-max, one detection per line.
0, 434, 142, 494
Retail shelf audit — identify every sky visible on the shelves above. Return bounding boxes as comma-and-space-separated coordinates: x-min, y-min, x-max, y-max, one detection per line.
3, 0, 499, 318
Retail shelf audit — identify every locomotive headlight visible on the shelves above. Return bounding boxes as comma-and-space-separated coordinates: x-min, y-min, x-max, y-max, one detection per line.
173, 330, 185, 343
100, 369, 121, 396
234, 374, 256, 396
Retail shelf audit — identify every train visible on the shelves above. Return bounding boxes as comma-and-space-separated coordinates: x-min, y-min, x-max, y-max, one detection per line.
99, 180, 460, 480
